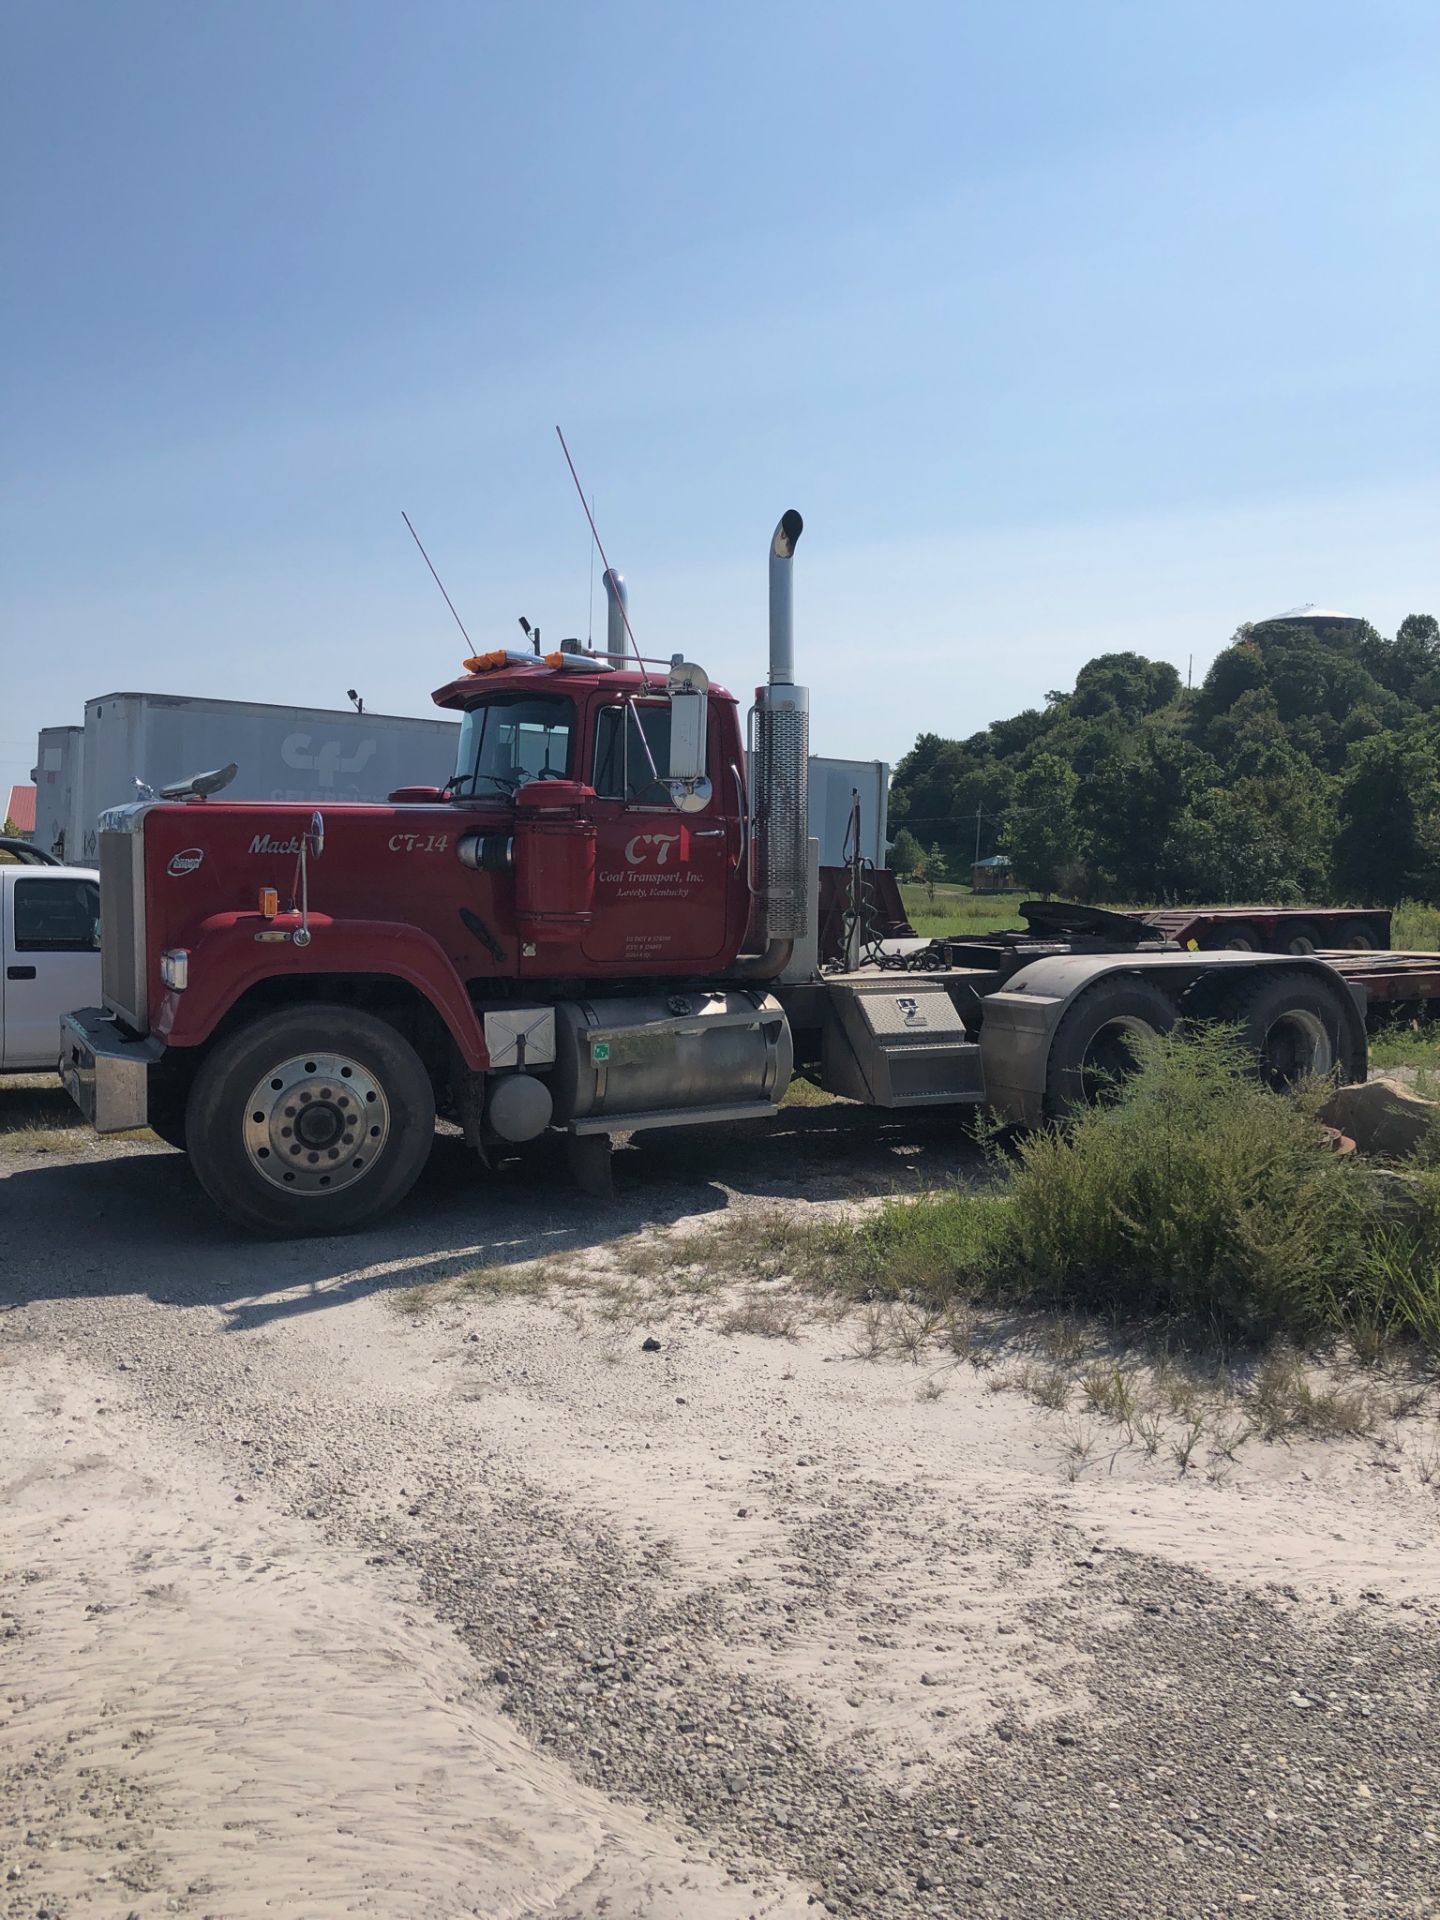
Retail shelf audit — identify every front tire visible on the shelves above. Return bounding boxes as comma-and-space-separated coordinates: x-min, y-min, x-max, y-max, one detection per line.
186, 1005, 436, 1235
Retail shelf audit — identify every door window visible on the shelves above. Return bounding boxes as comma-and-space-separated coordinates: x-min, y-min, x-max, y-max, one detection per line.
593, 703, 675, 807
13, 878, 101, 952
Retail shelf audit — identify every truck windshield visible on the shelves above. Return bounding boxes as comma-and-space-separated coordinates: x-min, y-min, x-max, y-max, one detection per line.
451, 695, 574, 797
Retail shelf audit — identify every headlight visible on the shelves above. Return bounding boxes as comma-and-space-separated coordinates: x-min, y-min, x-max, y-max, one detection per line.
160, 949, 189, 990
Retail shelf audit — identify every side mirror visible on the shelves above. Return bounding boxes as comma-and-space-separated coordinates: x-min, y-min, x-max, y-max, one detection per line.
666, 775, 713, 814
309, 810, 325, 858
666, 658, 710, 791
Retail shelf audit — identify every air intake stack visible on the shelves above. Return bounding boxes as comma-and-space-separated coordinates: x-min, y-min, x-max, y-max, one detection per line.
750, 510, 809, 950
602, 568, 628, 665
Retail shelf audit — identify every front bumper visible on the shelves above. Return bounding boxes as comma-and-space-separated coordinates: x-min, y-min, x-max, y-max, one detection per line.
60, 1008, 164, 1133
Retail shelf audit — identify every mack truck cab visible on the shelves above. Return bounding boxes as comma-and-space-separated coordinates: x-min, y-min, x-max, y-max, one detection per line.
59, 512, 1367, 1234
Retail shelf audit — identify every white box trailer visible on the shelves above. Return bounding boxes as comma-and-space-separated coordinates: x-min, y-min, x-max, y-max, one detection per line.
805, 756, 890, 868
50, 689, 886, 868
743, 754, 890, 869
76, 693, 461, 861
30, 724, 86, 862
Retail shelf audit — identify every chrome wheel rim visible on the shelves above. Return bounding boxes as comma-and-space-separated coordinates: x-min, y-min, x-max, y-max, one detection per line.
242, 1052, 389, 1195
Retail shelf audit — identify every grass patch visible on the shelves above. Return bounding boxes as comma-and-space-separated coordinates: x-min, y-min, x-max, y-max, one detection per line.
0, 1121, 154, 1154
454, 1263, 552, 1300
718, 1295, 799, 1339
796, 1029, 1440, 1353
899, 883, 1023, 940
1, 1074, 157, 1154
1393, 899, 1440, 952
388, 1258, 557, 1315
1368, 1017, 1440, 1078
1, 1123, 86, 1154
781, 1074, 841, 1108
391, 1283, 444, 1316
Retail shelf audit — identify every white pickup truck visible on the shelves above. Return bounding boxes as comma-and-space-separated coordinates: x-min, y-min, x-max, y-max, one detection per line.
0, 863, 101, 1072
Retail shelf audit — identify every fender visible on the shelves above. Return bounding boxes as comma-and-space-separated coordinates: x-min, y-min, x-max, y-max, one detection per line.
154, 912, 491, 1069
980, 950, 1367, 1127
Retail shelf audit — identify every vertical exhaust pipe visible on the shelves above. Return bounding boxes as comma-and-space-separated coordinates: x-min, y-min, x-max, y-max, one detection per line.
768, 509, 802, 686
602, 568, 628, 664
735, 511, 809, 979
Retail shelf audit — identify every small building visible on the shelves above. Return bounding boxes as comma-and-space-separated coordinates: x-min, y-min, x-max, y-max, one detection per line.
971, 852, 1015, 893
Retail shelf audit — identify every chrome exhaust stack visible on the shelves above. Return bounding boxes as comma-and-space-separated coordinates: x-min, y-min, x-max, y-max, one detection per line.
736, 511, 808, 979
602, 568, 628, 665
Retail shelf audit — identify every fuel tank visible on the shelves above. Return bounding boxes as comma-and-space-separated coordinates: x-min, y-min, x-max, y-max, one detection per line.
550, 990, 791, 1125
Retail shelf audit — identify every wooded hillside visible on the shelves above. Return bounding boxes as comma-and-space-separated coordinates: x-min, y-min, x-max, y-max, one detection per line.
887, 613, 1440, 905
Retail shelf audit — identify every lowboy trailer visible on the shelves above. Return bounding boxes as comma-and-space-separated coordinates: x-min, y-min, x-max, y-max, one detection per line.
58, 512, 1431, 1235
1139, 905, 1392, 953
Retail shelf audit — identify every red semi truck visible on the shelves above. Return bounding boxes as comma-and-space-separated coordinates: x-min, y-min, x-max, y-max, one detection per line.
62, 513, 1379, 1234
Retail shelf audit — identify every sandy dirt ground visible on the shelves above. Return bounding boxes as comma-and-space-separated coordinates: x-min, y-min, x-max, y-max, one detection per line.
3, 1106, 1440, 1919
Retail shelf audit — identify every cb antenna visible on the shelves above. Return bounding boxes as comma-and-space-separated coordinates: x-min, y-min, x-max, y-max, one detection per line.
401, 510, 475, 654
554, 425, 645, 674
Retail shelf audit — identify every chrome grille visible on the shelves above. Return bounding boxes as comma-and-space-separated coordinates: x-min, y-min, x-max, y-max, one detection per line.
99, 827, 147, 1032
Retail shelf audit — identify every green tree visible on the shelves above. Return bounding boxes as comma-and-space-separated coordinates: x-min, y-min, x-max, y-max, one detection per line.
1001, 754, 1082, 894
922, 842, 948, 902
889, 826, 923, 878
1071, 653, 1182, 722
887, 607, 1439, 909
1081, 738, 1222, 899
1333, 718, 1440, 903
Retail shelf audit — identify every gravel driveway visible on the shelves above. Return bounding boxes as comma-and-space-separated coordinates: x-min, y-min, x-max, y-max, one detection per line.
3, 1110, 1438, 1919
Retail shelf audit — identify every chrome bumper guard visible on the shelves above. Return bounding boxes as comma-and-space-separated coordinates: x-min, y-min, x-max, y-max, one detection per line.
60, 1008, 164, 1134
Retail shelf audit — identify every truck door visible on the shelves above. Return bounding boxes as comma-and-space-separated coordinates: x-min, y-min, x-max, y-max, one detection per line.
581, 698, 734, 968
1, 872, 102, 1070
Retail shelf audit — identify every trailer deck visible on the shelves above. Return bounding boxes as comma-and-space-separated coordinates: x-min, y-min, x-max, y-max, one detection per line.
1320, 951, 1440, 1008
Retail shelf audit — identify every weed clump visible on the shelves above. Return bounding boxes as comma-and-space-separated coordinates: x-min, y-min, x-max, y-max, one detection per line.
814, 1029, 1440, 1351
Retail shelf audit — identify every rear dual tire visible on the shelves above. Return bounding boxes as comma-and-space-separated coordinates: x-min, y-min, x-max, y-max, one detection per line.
1220, 969, 1365, 1092
1042, 968, 1364, 1118
1044, 979, 1178, 1114
186, 1005, 436, 1236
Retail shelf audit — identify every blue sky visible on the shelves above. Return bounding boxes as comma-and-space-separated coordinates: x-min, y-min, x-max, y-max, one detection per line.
4, 0, 1437, 802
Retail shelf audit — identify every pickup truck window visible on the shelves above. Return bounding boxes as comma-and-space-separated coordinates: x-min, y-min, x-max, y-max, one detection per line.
13, 877, 101, 952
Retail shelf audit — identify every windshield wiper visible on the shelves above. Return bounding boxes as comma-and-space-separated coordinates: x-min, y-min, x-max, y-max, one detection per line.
450, 770, 521, 798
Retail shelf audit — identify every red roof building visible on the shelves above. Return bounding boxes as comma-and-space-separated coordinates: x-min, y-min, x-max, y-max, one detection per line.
5, 784, 36, 835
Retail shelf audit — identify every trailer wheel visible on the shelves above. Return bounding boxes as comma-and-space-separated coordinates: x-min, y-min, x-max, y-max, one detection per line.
186, 1005, 436, 1235
1282, 921, 1322, 955
1217, 922, 1262, 951
1044, 978, 1178, 1116
1222, 970, 1364, 1092
1337, 918, 1382, 951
